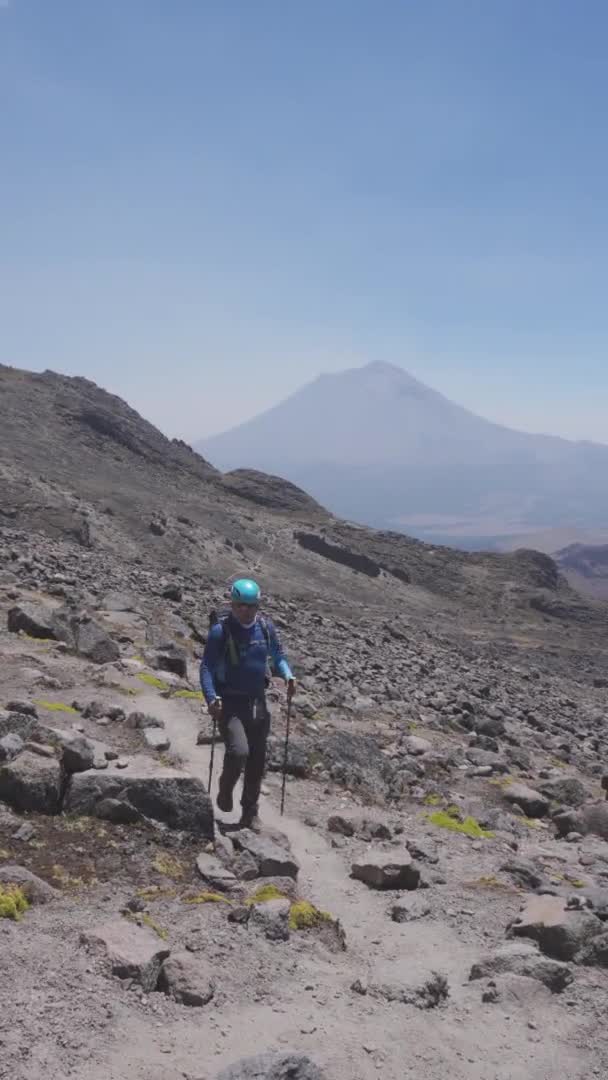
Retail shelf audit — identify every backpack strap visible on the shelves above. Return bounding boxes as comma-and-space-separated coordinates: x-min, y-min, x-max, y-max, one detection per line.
219, 616, 240, 667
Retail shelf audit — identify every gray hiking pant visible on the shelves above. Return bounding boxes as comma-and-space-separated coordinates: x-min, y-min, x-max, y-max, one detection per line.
219, 694, 270, 812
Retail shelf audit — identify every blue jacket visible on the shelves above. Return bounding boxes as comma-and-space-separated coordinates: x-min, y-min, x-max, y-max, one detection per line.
200, 614, 293, 703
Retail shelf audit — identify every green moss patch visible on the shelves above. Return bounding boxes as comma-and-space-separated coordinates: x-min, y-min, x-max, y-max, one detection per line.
427, 809, 494, 840
33, 700, 78, 714
0, 885, 30, 920
289, 900, 333, 931
246, 884, 289, 906
137, 673, 170, 691
174, 689, 204, 701
184, 891, 231, 905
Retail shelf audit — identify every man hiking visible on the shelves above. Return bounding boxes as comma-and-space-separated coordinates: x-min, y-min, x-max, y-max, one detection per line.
200, 578, 296, 831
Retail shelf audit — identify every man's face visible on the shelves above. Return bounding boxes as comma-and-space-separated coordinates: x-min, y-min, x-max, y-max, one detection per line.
232, 600, 258, 626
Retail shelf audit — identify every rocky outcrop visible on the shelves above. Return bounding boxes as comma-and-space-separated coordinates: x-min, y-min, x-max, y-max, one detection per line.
65, 757, 214, 837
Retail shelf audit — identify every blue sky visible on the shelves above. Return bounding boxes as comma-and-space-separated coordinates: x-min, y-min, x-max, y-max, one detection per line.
1, 0, 608, 442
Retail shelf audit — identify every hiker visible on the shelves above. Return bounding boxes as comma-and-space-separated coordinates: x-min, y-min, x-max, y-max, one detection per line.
200, 578, 296, 831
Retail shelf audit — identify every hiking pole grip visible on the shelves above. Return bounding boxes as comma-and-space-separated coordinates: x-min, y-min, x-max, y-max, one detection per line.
280, 697, 293, 817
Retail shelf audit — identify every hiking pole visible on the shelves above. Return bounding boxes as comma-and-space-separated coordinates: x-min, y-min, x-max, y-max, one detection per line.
207, 699, 221, 793
208, 715, 217, 793
280, 694, 293, 817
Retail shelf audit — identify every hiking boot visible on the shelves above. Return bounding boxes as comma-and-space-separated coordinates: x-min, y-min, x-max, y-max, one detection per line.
240, 809, 262, 833
216, 779, 233, 814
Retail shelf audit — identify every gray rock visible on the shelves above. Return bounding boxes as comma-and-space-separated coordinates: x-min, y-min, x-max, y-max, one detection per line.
0, 750, 62, 814
0, 732, 24, 762
95, 797, 142, 824
403, 735, 432, 756
539, 776, 589, 809
576, 931, 608, 968
7, 603, 57, 639
351, 850, 420, 891
51, 609, 120, 664
5, 701, 38, 718
250, 898, 291, 942
217, 1054, 326, 1080
391, 897, 432, 922
232, 830, 300, 880
327, 814, 355, 837
500, 858, 547, 891
80, 920, 169, 991
158, 952, 215, 1005
475, 714, 505, 737
126, 711, 165, 730
580, 802, 608, 840
153, 643, 188, 679
503, 783, 550, 819
143, 728, 171, 752
509, 895, 602, 961
0, 710, 38, 741
469, 942, 573, 992
65, 756, 214, 837
196, 852, 238, 892
73, 618, 120, 664
0, 865, 60, 904
62, 735, 96, 774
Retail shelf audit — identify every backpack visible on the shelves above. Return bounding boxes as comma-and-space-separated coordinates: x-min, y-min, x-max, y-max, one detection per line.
209, 609, 272, 687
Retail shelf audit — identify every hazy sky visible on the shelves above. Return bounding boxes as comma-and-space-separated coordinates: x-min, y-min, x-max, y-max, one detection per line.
2, 1, 608, 443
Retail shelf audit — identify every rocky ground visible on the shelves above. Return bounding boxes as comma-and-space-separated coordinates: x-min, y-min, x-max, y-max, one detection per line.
2, 524, 608, 1080
2, 364, 608, 1079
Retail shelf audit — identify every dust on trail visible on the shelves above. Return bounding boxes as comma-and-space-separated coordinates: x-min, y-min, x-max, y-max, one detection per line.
86, 691, 596, 1080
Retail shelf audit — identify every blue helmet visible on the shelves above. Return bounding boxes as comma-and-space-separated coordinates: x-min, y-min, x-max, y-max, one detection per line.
231, 578, 261, 606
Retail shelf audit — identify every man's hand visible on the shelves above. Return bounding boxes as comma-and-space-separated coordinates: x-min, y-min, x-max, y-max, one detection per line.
208, 698, 223, 721
287, 678, 296, 702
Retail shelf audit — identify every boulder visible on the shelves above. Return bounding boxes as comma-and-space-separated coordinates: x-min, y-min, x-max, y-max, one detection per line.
475, 715, 505, 737
196, 852, 238, 892
50, 609, 120, 664
81, 920, 169, 991
73, 619, 120, 664
143, 728, 171, 752
351, 850, 420, 891
503, 783, 550, 819
217, 1054, 326, 1080
539, 776, 589, 809
500, 858, 547, 891
153, 644, 188, 679
0, 710, 37, 742
62, 735, 96, 774
250, 898, 291, 942
158, 952, 215, 1005
7, 603, 57, 639
327, 815, 355, 837
65, 756, 214, 837
509, 895, 602, 961
577, 932, 608, 968
0, 865, 60, 904
0, 732, 24, 762
581, 802, 608, 840
403, 735, 432, 756
5, 701, 38, 718
232, 830, 300, 880
0, 750, 62, 814
469, 942, 573, 992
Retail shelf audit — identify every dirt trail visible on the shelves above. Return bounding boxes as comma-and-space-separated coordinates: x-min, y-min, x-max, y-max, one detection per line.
92, 691, 599, 1080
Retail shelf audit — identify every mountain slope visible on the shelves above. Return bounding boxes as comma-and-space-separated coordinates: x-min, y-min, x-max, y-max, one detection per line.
0, 362, 600, 627
197, 362, 608, 540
